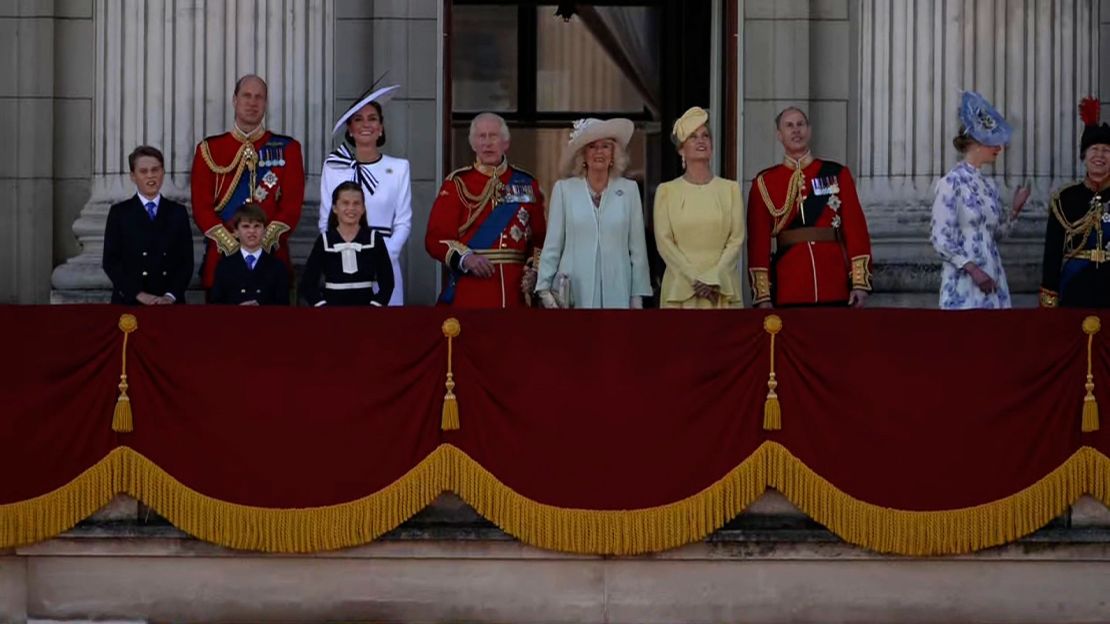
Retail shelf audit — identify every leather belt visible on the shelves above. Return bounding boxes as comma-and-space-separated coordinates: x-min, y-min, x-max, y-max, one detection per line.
776, 227, 839, 249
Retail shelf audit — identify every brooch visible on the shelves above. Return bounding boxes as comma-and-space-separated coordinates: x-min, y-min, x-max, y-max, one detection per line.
253, 186, 269, 202
262, 171, 279, 189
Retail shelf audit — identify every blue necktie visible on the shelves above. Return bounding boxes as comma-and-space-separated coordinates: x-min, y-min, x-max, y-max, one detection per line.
145, 201, 157, 220
245, 254, 257, 271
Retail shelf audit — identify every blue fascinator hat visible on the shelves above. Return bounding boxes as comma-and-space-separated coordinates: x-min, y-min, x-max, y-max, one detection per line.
958, 91, 1012, 147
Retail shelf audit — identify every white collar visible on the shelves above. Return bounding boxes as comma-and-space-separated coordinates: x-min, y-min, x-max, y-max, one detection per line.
137, 193, 162, 207
240, 248, 262, 261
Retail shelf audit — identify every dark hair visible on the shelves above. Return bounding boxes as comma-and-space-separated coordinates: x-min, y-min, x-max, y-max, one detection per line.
233, 74, 268, 96
344, 100, 387, 149
328, 181, 369, 230
953, 126, 977, 154
775, 107, 810, 129
128, 145, 164, 172
232, 204, 268, 227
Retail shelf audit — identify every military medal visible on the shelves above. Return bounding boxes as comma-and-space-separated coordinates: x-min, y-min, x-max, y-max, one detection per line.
263, 171, 279, 189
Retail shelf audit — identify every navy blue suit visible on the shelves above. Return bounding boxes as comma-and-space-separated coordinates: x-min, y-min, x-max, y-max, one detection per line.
210, 251, 290, 305
102, 195, 194, 304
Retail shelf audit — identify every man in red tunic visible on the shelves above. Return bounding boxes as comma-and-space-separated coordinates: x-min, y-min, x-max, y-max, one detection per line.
190, 74, 305, 292
426, 112, 546, 308
747, 107, 873, 307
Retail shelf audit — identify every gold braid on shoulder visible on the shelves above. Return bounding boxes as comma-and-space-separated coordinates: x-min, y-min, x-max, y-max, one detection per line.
200, 141, 249, 175
200, 141, 258, 213
454, 176, 504, 237
757, 168, 806, 236
1050, 192, 1101, 260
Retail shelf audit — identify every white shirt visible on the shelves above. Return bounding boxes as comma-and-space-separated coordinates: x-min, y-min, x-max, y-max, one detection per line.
137, 192, 162, 212
240, 248, 262, 266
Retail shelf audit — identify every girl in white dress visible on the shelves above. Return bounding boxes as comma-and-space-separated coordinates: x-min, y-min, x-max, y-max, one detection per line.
319, 84, 412, 306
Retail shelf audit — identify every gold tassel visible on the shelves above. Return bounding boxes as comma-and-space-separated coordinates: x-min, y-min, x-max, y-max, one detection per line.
763, 315, 783, 430
441, 318, 461, 431
112, 314, 139, 433
1082, 316, 1101, 433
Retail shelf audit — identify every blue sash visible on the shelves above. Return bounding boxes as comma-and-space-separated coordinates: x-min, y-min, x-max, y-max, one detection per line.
439, 170, 533, 304
217, 136, 292, 222
1060, 220, 1110, 297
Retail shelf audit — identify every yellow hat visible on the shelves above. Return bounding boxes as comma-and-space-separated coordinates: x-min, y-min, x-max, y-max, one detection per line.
672, 106, 709, 145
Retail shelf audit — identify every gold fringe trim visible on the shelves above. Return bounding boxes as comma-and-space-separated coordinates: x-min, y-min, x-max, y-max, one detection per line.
0, 446, 450, 553
441, 318, 461, 431
121, 446, 448, 553
1082, 316, 1101, 433
0, 447, 126, 549
763, 315, 783, 430
443, 444, 767, 555
765, 442, 1097, 556
112, 314, 138, 433
2, 444, 1109, 556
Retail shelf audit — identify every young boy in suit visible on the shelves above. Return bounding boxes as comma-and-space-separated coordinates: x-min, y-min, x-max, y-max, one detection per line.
209, 204, 290, 305
102, 146, 195, 305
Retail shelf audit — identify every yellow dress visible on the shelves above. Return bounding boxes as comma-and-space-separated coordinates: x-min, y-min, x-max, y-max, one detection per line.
653, 176, 745, 309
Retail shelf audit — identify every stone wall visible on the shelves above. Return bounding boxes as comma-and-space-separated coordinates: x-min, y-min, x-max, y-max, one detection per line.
0, 0, 85, 304
2, 493, 1110, 623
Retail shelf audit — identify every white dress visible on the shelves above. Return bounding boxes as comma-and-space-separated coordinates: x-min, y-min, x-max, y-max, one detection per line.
319, 144, 412, 306
536, 177, 653, 308
930, 161, 1014, 309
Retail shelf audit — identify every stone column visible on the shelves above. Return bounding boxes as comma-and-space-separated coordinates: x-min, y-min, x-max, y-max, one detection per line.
51, 0, 334, 301
0, 2, 56, 303
858, 0, 1102, 305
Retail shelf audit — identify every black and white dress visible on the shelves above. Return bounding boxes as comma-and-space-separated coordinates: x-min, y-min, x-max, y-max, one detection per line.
300, 227, 394, 307
319, 144, 411, 305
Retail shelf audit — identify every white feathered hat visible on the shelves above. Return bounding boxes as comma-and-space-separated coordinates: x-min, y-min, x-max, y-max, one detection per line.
560, 117, 635, 172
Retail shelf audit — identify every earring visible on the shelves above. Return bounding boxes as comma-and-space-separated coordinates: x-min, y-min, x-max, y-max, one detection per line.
681, 155, 686, 170
608, 160, 613, 170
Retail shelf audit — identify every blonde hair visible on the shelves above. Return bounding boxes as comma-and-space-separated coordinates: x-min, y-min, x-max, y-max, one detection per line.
560, 141, 630, 180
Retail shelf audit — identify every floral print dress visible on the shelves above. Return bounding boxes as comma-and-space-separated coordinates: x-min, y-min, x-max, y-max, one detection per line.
930, 161, 1015, 309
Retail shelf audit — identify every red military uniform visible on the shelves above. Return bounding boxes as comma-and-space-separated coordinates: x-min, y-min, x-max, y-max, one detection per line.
747, 155, 873, 306
191, 127, 305, 289
425, 160, 546, 308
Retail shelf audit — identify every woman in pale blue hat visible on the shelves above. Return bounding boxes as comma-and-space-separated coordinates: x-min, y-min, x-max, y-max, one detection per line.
930, 91, 1031, 309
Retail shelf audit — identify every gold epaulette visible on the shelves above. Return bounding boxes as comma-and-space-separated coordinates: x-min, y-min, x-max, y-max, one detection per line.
445, 165, 474, 181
